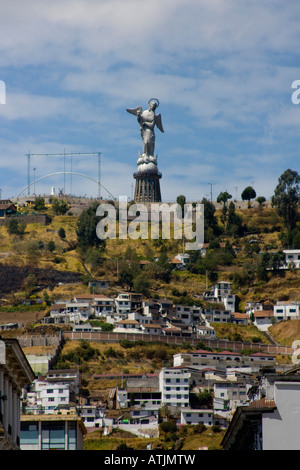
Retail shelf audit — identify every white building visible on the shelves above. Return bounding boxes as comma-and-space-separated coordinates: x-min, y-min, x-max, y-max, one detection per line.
273, 301, 300, 321
196, 324, 216, 339
127, 310, 153, 324
174, 253, 190, 265
159, 367, 190, 409
222, 369, 300, 450
114, 293, 131, 315
115, 292, 143, 314
140, 324, 163, 335
79, 404, 104, 428
213, 381, 249, 415
113, 319, 142, 333
210, 281, 232, 298
180, 409, 214, 426
92, 295, 115, 317
283, 249, 300, 269
24, 379, 70, 414
252, 311, 274, 331
203, 309, 231, 323
65, 301, 92, 322
175, 305, 203, 325
223, 294, 236, 313
173, 350, 275, 372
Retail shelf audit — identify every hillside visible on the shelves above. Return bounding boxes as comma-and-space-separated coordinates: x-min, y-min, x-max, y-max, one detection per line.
2, 197, 300, 450
0, 197, 300, 344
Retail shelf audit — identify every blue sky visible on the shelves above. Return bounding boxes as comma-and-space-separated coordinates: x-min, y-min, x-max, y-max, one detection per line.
0, 0, 300, 202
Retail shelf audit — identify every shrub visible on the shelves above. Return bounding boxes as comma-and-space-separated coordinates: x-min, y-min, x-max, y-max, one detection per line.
159, 420, 177, 434
212, 425, 221, 433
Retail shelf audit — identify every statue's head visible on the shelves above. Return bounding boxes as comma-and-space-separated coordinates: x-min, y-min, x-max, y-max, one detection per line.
148, 98, 159, 110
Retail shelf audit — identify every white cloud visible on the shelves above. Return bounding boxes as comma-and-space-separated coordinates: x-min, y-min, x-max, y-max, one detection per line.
0, 0, 300, 201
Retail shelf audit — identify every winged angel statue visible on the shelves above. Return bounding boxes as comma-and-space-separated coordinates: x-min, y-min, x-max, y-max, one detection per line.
126, 98, 164, 158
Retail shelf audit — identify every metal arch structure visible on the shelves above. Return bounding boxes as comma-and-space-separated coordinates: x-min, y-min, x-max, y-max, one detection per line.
26, 152, 102, 197
17, 171, 116, 200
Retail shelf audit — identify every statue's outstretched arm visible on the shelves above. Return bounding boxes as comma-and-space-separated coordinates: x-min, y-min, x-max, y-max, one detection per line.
126, 106, 142, 116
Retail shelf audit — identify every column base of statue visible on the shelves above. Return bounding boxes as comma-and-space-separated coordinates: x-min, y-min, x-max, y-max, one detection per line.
133, 171, 162, 203
133, 154, 162, 203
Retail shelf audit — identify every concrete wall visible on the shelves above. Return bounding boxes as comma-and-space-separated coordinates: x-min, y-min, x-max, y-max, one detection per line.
263, 382, 300, 450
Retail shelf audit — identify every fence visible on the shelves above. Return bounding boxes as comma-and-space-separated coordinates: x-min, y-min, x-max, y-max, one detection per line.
63, 330, 294, 355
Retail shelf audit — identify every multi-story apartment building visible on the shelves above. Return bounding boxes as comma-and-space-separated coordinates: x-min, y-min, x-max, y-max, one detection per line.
92, 295, 116, 317
173, 350, 276, 372
115, 292, 143, 314
45, 369, 80, 395
24, 379, 70, 414
175, 304, 203, 325
203, 309, 231, 323
159, 367, 190, 408
213, 381, 249, 414
210, 281, 232, 299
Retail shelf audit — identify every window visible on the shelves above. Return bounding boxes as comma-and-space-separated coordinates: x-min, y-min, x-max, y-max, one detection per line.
41, 423, 65, 450
20, 422, 39, 446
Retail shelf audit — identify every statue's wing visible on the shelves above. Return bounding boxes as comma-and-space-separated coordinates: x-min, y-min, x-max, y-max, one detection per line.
155, 113, 164, 133
126, 106, 142, 116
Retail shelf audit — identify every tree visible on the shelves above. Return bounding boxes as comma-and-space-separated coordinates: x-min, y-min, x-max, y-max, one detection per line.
7, 218, 26, 236
58, 227, 66, 239
272, 169, 300, 231
256, 196, 266, 206
34, 196, 46, 211
217, 191, 232, 226
118, 264, 139, 291
226, 201, 243, 236
133, 272, 150, 296
23, 273, 38, 297
197, 389, 213, 408
47, 240, 56, 253
76, 202, 106, 253
51, 198, 69, 215
241, 186, 256, 207
201, 197, 222, 241
176, 194, 186, 216
159, 420, 177, 434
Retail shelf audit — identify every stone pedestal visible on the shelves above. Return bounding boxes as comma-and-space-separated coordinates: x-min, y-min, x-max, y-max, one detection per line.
133, 155, 162, 203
